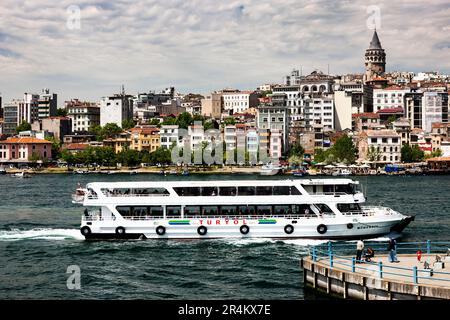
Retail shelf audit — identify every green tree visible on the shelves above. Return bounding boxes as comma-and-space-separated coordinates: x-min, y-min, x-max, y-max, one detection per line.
401, 144, 424, 162
289, 142, 305, 157
30, 152, 41, 162
122, 119, 136, 130
45, 135, 62, 159
56, 108, 68, 117
332, 135, 357, 164
97, 123, 123, 141
16, 120, 31, 133
176, 112, 193, 129
161, 116, 177, 126
224, 117, 236, 126
149, 118, 161, 126
367, 146, 381, 162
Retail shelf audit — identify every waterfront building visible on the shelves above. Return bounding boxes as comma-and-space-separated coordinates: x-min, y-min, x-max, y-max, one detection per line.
66, 99, 100, 133
18, 93, 39, 125
224, 125, 237, 151
31, 116, 72, 142
246, 128, 259, 161
103, 132, 131, 153
0, 137, 52, 162
63, 143, 90, 154
391, 118, 411, 145
363, 30, 386, 84
100, 91, 134, 127
160, 125, 180, 149
421, 91, 449, 132
256, 94, 289, 157
129, 126, 160, 153
357, 129, 401, 163
63, 134, 95, 145
187, 125, 205, 151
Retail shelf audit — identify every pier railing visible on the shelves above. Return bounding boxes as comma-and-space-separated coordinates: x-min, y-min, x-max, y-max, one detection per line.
309, 240, 450, 285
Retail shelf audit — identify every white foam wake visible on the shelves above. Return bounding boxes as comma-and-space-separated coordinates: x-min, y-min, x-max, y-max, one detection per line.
0, 228, 84, 241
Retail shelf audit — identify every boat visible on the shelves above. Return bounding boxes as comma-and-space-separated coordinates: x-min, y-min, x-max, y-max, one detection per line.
72, 184, 88, 204
260, 163, 281, 176
182, 170, 189, 176
78, 178, 414, 240
130, 170, 138, 175
332, 169, 351, 176
0, 166, 6, 175
13, 171, 30, 178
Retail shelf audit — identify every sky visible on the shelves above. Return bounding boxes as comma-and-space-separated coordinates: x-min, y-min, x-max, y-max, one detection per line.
0, 0, 449, 105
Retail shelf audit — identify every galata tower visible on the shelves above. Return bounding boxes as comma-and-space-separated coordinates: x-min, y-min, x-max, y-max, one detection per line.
363, 29, 386, 83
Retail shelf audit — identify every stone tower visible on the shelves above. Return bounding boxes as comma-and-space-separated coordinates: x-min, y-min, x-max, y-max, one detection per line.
364, 29, 386, 83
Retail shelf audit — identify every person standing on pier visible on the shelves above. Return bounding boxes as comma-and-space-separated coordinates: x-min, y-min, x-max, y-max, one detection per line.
356, 239, 364, 263
388, 238, 400, 263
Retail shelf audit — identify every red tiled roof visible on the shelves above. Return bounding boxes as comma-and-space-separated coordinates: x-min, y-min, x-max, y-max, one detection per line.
376, 107, 404, 114
129, 127, 159, 134
0, 137, 52, 144
352, 112, 379, 119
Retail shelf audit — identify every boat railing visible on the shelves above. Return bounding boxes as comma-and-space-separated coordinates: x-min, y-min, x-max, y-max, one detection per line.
117, 214, 336, 221
340, 206, 399, 217
101, 193, 170, 197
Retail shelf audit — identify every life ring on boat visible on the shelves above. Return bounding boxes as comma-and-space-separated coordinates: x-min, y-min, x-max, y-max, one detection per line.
240, 225, 250, 235
284, 224, 294, 234
156, 226, 166, 236
347, 223, 354, 229
317, 224, 327, 234
115, 226, 126, 235
80, 226, 91, 236
197, 226, 207, 236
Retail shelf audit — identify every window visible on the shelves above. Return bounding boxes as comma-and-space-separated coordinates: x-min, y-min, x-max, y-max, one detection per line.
166, 206, 181, 217
371, 138, 377, 143
238, 186, 256, 195
382, 138, 387, 143
149, 206, 163, 216
337, 203, 361, 213
219, 187, 236, 196
315, 204, 334, 215
202, 206, 219, 215
273, 186, 290, 195
220, 206, 237, 215
274, 205, 290, 215
184, 206, 201, 216
256, 186, 272, 195
201, 187, 218, 196
257, 205, 272, 215
174, 187, 201, 196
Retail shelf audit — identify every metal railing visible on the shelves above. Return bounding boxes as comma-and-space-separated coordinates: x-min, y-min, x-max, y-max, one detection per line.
309, 240, 450, 285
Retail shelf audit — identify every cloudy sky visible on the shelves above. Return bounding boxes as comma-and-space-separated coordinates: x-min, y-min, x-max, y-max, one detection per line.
0, 0, 449, 104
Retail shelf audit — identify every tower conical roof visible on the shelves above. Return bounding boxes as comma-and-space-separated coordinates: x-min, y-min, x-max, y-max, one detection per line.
368, 30, 382, 50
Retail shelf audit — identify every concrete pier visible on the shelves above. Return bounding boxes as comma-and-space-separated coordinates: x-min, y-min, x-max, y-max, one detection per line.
302, 254, 450, 300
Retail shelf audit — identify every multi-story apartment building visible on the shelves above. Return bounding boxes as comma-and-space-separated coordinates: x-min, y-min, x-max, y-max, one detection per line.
391, 118, 411, 145
256, 95, 289, 157
224, 125, 236, 151
100, 92, 134, 127
222, 90, 260, 114
358, 129, 401, 163
66, 99, 100, 133
129, 127, 160, 153
2, 100, 20, 135
103, 132, 131, 153
37, 89, 57, 120
246, 129, 259, 162
422, 91, 449, 132
160, 125, 180, 149
31, 116, 72, 142
373, 86, 410, 112
19, 93, 39, 124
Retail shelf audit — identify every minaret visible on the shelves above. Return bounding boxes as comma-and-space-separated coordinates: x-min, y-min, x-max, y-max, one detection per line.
364, 29, 386, 83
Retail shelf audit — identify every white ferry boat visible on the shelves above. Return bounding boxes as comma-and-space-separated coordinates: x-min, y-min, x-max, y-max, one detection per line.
78, 179, 414, 240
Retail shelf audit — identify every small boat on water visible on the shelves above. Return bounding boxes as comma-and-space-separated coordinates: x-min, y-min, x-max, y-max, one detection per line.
0, 166, 6, 175
332, 169, 351, 176
72, 184, 88, 204
260, 163, 281, 176
13, 171, 30, 178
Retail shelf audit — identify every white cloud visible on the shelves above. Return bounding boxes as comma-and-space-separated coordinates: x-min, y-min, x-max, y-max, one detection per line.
0, 0, 449, 104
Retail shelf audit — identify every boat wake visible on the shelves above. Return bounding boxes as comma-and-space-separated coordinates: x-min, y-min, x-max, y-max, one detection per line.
0, 228, 84, 241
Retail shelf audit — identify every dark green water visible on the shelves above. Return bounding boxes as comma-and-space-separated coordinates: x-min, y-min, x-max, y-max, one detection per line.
0, 174, 449, 299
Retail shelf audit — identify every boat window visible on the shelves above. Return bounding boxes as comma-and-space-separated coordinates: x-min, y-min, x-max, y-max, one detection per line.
337, 203, 361, 213
256, 186, 272, 196
202, 187, 218, 196
273, 186, 290, 195
173, 187, 200, 196
116, 206, 131, 216
238, 205, 256, 215
274, 205, 290, 215
219, 187, 237, 196
291, 186, 302, 195
238, 186, 256, 196
103, 188, 169, 196
220, 206, 237, 215
149, 206, 163, 216
335, 184, 354, 194
133, 206, 148, 216
323, 185, 334, 194
202, 206, 219, 215
185, 206, 201, 215
315, 204, 334, 215
257, 205, 272, 215
166, 206, 181, 217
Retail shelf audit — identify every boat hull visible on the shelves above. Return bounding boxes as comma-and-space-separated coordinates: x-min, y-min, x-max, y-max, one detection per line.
81, 215, 413, 241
